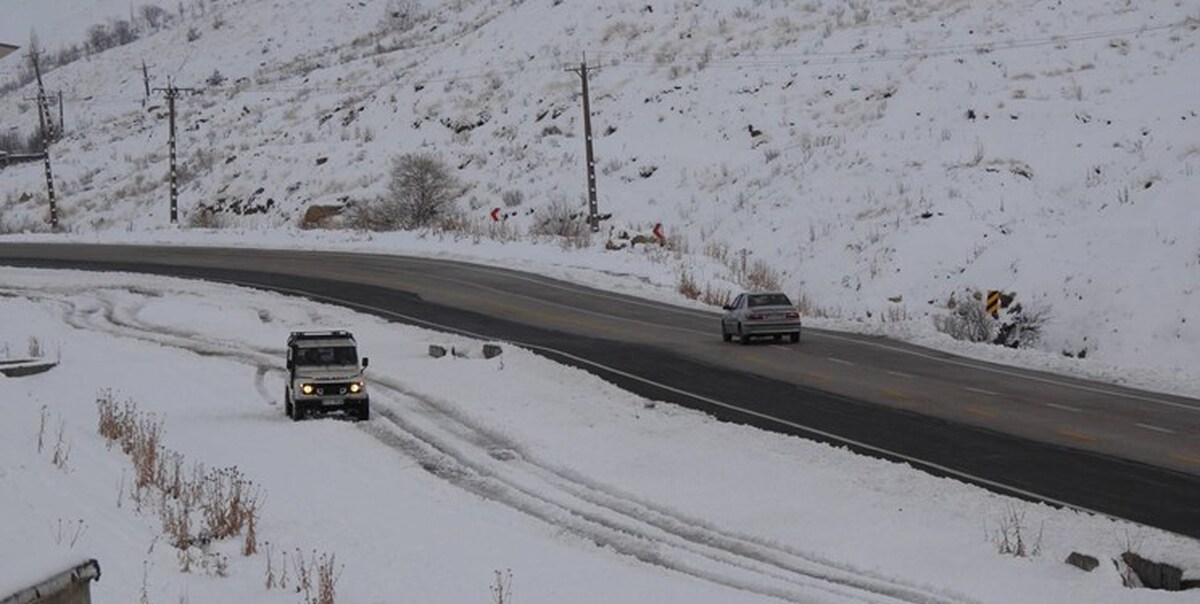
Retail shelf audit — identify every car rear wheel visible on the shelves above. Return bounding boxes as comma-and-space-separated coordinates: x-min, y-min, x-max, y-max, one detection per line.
790, 331, 801, 344
738, 324, 751, 345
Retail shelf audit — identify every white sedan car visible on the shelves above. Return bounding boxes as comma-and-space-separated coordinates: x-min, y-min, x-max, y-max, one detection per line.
720, 292, 802, 344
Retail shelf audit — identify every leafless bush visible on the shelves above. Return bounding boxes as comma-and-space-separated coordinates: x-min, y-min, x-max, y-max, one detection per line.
934, 296, 993, 342
741, 258, 781, 291
381, 0, 424, 32
530, 198, 585, 237
350, 154, 463, 231
701, 284, 732, 308
27, 336, 43, 357
491, 568, 513, 604
677, 269, 701, 300
37, 404, 48, 453
51, 417, 71, 470
52, 518, 87, 547
993, 302, 1050, 348
990, 504, 1042, 557
501, 189, 524, 208
186, 208, 230, 229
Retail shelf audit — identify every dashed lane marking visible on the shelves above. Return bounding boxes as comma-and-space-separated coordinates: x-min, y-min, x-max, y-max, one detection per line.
1135, 423, 1176, 435
964, 387, 998, 396
1044, 403, 1081, 413
827, 357, 855, 366
887, 370, 914, 379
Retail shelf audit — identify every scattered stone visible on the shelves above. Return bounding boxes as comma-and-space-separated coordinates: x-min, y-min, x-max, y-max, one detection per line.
482, 344, 503, 359
1121, 551, 1184, 591
1065, 552, 1099, 572
428, 345, 447, 358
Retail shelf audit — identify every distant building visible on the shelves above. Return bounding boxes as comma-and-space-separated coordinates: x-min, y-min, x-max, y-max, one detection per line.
0, 42, 19, 61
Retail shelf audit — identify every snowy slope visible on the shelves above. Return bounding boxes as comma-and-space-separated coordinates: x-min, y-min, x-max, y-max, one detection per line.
1, 0, 1198, 386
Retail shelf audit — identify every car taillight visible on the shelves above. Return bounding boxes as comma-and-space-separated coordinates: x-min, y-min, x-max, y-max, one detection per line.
785, 312, 799, 319
747, 313, 765, 320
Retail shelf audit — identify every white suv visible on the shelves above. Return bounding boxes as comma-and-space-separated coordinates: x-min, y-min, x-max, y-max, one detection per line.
285, 330, 370, 421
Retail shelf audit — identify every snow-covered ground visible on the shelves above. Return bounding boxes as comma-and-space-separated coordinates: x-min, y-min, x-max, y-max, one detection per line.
2, 266, 1198, 603
2, 0, 1199, 601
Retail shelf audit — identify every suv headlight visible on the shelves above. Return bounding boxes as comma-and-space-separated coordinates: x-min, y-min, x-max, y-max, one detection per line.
301, 383, 314, 395
349, 382, 362, 394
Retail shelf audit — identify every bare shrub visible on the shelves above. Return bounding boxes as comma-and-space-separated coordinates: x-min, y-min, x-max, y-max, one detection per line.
27, 335, 43, 357
186, 208, 229, 229
51, 417, 71, 470
381, 0, 423, 32
491, 568, 513, 604
990, 504, 1042, 557
993, 302, 1050, 348
934, 296, 993, 342
742, 258, 781, 291
501, 189, 524, 208
530, 198, 588, 239
350, 154, 463, 231
677, 270, 701, 300
701, 283, 732, 308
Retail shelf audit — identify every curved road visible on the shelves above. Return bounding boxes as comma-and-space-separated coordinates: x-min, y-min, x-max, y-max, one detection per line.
2, 243, 1198, 538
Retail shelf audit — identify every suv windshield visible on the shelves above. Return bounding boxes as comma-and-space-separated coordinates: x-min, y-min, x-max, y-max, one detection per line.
295, 346, 358, 366
748, 293, 792, 307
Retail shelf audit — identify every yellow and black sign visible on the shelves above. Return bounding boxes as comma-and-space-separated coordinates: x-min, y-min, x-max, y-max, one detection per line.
986, 290, 1000, 318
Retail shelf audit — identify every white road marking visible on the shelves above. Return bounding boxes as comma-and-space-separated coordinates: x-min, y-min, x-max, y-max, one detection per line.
887, 370, 914, 379
1044, 403, 1081, 413
827, 357, 855, 366
1135, 423, 1176, 435
244, 280, 1116, 525
432, 256, 1200, 416
964, 387, 998, 396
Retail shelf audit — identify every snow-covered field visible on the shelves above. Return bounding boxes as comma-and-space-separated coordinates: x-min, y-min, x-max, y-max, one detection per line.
2, 267, 1198, 603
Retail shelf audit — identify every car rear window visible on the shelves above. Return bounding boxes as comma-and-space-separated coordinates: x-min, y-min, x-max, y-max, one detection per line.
748, 294, 792, 307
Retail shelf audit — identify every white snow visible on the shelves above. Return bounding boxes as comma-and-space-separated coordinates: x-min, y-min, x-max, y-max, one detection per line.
2, 0, 1199, 601
2, 267, 1197, 603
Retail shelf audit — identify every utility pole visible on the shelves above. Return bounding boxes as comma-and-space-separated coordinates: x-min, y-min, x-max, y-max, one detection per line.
140, 60, 152, 105
29, 44, 57, 230
566, 55, 600, 232
153, 80, 196, 225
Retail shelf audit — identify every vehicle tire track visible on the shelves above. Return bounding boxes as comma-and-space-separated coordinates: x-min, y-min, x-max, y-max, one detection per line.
9, 284, 973, 604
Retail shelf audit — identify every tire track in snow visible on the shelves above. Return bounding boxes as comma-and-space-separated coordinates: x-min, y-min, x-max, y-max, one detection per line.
7, 284, 973, 604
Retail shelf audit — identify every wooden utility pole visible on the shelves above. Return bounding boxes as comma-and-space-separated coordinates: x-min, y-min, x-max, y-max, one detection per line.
29, 45, 57, 230
567, 55, 600, 232
153, 80, 196, 224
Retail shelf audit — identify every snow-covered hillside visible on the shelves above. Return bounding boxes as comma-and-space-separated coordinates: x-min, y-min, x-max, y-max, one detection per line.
1, 1, 1198, 380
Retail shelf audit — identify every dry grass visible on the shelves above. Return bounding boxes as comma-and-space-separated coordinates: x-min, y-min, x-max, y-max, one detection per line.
95, 390, 262, 560
677, 269, 701, 300
990, 504, 1042, 558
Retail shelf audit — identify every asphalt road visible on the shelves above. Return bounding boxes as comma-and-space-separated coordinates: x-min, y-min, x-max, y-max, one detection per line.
2, 243, 1198, 538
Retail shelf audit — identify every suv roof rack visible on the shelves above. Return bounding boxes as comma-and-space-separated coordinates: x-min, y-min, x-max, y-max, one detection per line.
288, 330, 356, 343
